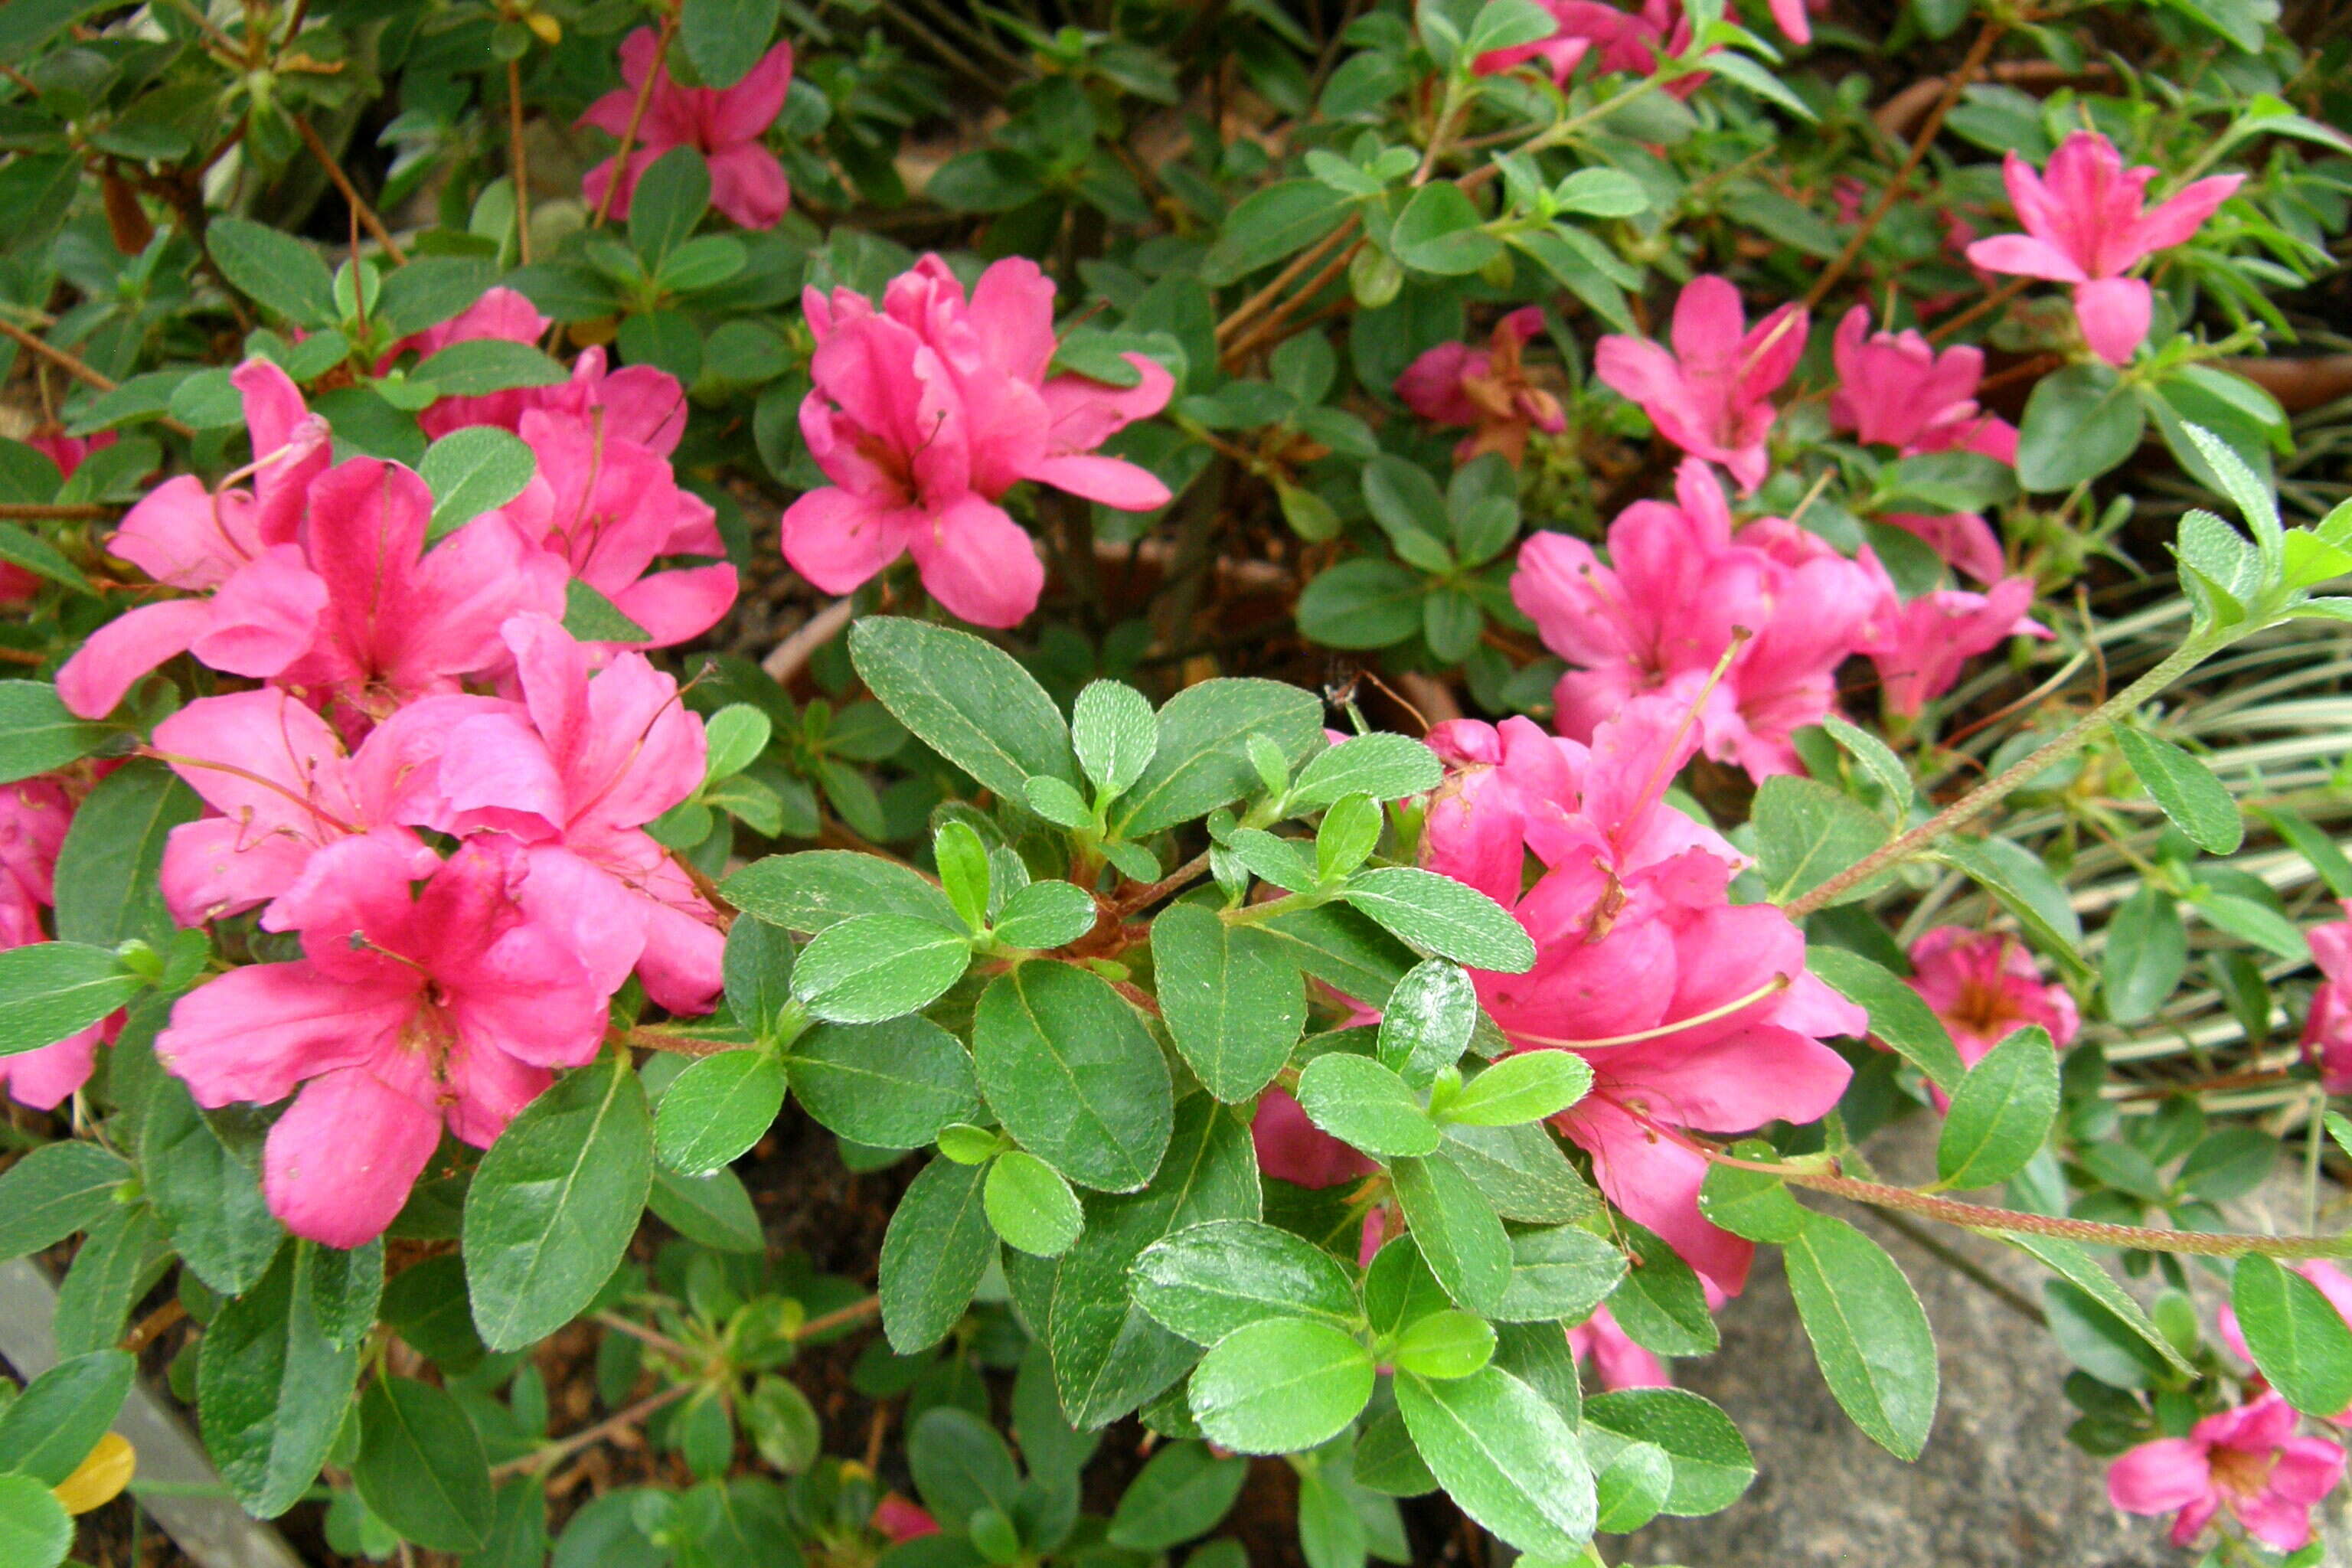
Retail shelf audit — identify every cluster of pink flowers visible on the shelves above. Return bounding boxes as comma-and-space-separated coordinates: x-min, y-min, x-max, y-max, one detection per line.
2111, 1394, 2345, 1553
1421, 699, 1865, 1296
782, 256, 1174, 629
579, 28, 798, 231
38, 341, 733, 1248
1474, 0, 1823, 90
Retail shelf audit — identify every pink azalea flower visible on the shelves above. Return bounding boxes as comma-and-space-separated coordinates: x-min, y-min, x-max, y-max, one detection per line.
270, 457, 568, 728
1253, 1086, 1379, 1191
2217, 1261, 2352, 1413
1594, 276, 1806, 493
2305, 903, 2352, 1093
155, 835, 612, 1247
873, 1496, 941, 1543
57, 361, 333, 719
151, 687, 482, 926
1877, 511, 2007, 586
398, 288, 687, 453
417, 616, 723, 1014
2109, 1394, 2344, 1553
0, 777, 106, 1111
496, 410, 736, 649
1902, 926, 2077, 1112
1513, 460, 1883, 779
1423, 697, 1862, 1294
782, 256, 1174, 628
1862, 573, 2046, 717
1568, 1307, 1673, 1390
1965, 132, 2245, 366
26, 426, 115, 481
578, 29, 795, 230
1394, 308, 1566, 466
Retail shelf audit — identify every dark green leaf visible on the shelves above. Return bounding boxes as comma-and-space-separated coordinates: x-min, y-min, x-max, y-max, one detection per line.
787, 1016, 978, 1149
1391, 1152, 1511, 1314
198, 1244, 361, 1517
1393, 1367, 1595, 1555
1784, 1214, 1939, 1459
1492, 1223, 1625, 1324
879, 1156, 995, 1354
1341, 867, 1535, 972
1606, 1219, 1717, 1356
1152, 901, 1306, 1102
51, 760, 198, 948
1131, 1217, 1361, 1344
680, 0, 781, 87
849, 618, 1080, 802
1112, 679, 1325, 837
207, 217, 338, 326
354, 1376, 494, 1553
0, 941, 141, 1057
656, 1050, 787, 1175
1805, 946, 1965, 1094
0, 1349, 132, 1485
1377, 958, 1478, 1091
723, 849, 962, 933
2234, 1256, 2352, 1419
0, 682, 112, 782
973, 963, 1173, 1192
2114, 728, 2243, 855
0, 1140, 129, 1260
140, 1076, 283, 1295
791, 913, 970, 1024
1106, 1441, 1247, 1550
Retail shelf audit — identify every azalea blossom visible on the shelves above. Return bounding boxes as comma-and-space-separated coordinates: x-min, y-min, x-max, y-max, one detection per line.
2108, 1394, 2344, 1553
782, 256, 1174, 628
498, 410, 736, 648
399, 287, 687, 452
57, 361, 332, 719
1513, 459, 1885, 779
1863, 574, 2045, 717
1902, 926, 2077, 1112
155, 835, 612, 1247
26, 425, 113, 480
1423, 700, 1864, 1293
0, 777, 106, 1110
579, 29, 795, 230
1394, 308, 1566, 466
1594, 276, 1806, 493
2302, 903, 2352, 1093
1475, 0, 1690, 83
1965, 131, 2245, 366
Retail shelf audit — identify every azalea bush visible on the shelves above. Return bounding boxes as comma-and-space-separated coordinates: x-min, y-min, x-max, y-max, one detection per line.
0, 1, 2349, 1566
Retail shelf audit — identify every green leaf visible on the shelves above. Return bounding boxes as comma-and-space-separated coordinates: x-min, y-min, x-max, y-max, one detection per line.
1131, 1217, 1361, 1344
1292, 733, 1444, 808
207, 217, 338, 327
991, 880, 1099, 950
1394, 1367, 1596, 1554
1317, 793, 1384, 882
1106, 1441, 1248, 1550
907, 1405, 1019, 1524
50, 1204, 166, 1358
1187, 1318, 1375, 1454
878, 1156, 995, 1353
786, 1016, 979, 1149
561, 578, 653, 644
1341, 867, 1535, 972
2255, 807, 2352, 900
0, 941, 141, 1057
420, 426, 536, 541
680, 0, 781, 87
376, 256, 500, 338
1583, 1388, 1756, 1516
720, 914, 798, 1032
1200, 181, 1354, 287
1604, 1219, 1717, 1356
2102, 886, 2186, 1024
1072, 680, 1158, 801
1936, 1025, 2058, 1189
2113, 728, 2243, 855
1296, 559, 1424, 649
1391, 1308, 1496, 1378
985, 1149, 1086, 1257
2016, 363, 2145, 492
1112, 678, 1325, 837
1390, 182, 1504, 276
2004, 1234, 2194, 1378
723, 849, 962, 933
414, 338, 572, 397
0, 521, 91, 594
0, 1475, 68, 1568
1589, 1436, 1673, 1533
1392, 1152, 1511, 1314
789, 913, 970, 1024
1152, 901, 1306, 1102
1377, 958, 1478, 1090
655, 1050, 786, 1175
0, 682, 112, 781
140, 1077, 283, 1295
1297, 1051, 1439, 1157
464, 1056, 653, 1352
1492, 1223, 1625, 1324
1442, 1051, 1591, 1126
1753, 776, 1888, 906
51, 760, 199, 948
626, 145, 710, 263
1934, 836, 2087, 976
1263, 902, 1417, 1010
354, 1376, 494, 1554
1805, 946, 1963, 1094
1783, 1214, 1939, 1459
933, 820, 991, 935
648, 1165, 765, 1252
0, 1139, 129, 1260
0, 1349, 132, 1485
1697, 1149, 1808, 1244
849, 618, 1080, 802
2040, 1277, 2169, 1388
198, 1243, 361, 1517
2233, 1256, 2352, 1419
973, 962, 1173, 1192
1440, 1120, 1599, 1224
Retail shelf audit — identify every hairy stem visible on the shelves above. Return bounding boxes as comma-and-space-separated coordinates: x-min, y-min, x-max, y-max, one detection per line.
292, 113, 407, 264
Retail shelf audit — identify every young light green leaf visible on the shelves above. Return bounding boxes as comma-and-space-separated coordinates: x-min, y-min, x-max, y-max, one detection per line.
1291, 733, 1445, 808
1394, 1366, 1596, 1555
0, 1475, 69, 1568
2233, 1255, 2352, 1419
1342, 867, 1536, 972
848, 617, 1080, 801
933, 819, 993, 935
1152, 901, 1306, 1102
1073, 680, 1158, 802
1378, 958, 1479, 1089
1390, 1309, 1496, 1379
1296, 1051, 1439, 1157
1441, 1051, 1591, 1126
1697, 1148, 1808, 1243
1316, 792, 1384, 882
1784, 1214, 1939, 1459
1936, 1025, 2059, 1189
879, 1156, 995, 1353
2114, 727, 2243, 855
985, 1149, 1086, 1257
1187, 1318, 1375, 1454
973, 962, 1174, 1192
420, 426, 535, 539
1131, 1217, 1362, 1344
991, 879, 1099, 949
1391, 1152, 1512, 1315
1583, 1388, 1756, 1517
464, 1057, 652, 1351
789, 913, 970, 1024
785, 1016, 980, 1150
702, 704, 773, 786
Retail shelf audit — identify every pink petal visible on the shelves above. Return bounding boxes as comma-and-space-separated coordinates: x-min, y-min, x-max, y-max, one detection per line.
2130, 172, 2245, 256
782, 487, 912, 594
611, 563, 740, 648
704, 40, 796, 143
108, 477, 255, 590
707, 144, 792, 230
906, 493, 1044, 628
55, 599, 213, 718
1563, 1096, 1753, 1295
1023, 454, 1171, 511
968, 258, 1063, 387
0, 1024, 103, 1110
160, 818, 320, 926
2108, 1439, 2212, 1515
2073, 277, 2151, 365
190, 546, 327, 678
1668, 276, 1749, 369
1963, 234, 2089, 284
263, 1063, 445, 1248
156, 960, 415, 1109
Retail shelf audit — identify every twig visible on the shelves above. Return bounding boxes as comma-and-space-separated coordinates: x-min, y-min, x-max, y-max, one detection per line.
592, 8, 680, 227
593, 1311, 697, 1363
1106, 851, 1214, 916
1871, 1209, 2048, 1325
1928, 275, 2030, 345
1801, 16, 2005, 312
508, 60, 534, 264
0, 502, 114, 520
0, 321, 195, 437
794, 1294, 880, 1340
292, 114, 406, 264
1216, 221, 1359, 345
489, 1383, 691, 1480
760, 597, 858, 682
